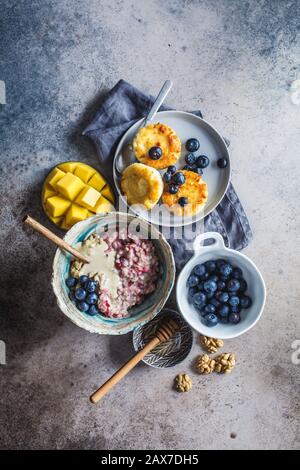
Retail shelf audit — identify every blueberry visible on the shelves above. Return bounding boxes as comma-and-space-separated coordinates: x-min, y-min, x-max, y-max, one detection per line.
193, 264, 206, 277
76, 301, 89, 312
206, 292, 214, 300
148, 146, 162, 160
85, 280, 98, 293
239, 279, 248, 293
204, 304, 216, 314
68, 290, 76, 302
163, 171, 173, 183
187, 274, 200, 287
240, 296, 252, 309
188, 287, 198, 300
220, 315, 229, 324
186, 138, 200, 152
215, 291, 229, 303
229, 296, 240, 307
232, 267, 243, 279
227, 279, 240, 292
203, 280, 218, 294
218, 304, 230, 317
201, 272, 210, 280
87, 305, 99, 316
74, 287, 87, 300
196, 155, 210, 169
168, 183, 179, 194
167, 165, 177, 174
210, 298, 221, 309
185, 153, 196, 165
217, 157, 228, 168
193, 292, 207, 308
173, 172, 186, 185
86, 293, 98, 305
178, 197, 188, 207
79, 275, 89, 285
219, 263, 233, 277
198, 281, 204, 291
216, 258, 227, 268
217, 280, 226, 291
183, 164, 194, 171
228, 312, 240, 324
204, 260, 217, 272
195, 167, 203, 176
230, 305, 241, 314
66, 277, 77, 288
204, 313, 219, 327
209, 275, 219, 283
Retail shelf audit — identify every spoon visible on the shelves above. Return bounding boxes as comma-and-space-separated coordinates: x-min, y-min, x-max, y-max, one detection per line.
115, 80, 173, 176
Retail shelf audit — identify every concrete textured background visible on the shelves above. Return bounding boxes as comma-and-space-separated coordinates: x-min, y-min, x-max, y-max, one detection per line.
0, 0, 300, 450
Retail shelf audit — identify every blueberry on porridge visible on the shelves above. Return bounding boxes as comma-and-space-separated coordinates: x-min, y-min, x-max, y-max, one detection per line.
66, 229, 160, 319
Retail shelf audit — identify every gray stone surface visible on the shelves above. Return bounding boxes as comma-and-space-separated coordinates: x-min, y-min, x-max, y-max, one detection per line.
0, 0, 300, 450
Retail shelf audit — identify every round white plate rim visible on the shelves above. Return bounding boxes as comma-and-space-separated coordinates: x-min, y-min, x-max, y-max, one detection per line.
113, 110, 231, 227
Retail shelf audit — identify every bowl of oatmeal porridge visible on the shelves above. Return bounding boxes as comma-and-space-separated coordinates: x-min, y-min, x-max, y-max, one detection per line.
52, 212, 175, 335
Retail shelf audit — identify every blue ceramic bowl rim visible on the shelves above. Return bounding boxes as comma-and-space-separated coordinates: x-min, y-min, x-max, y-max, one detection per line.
52, 212, 175, 335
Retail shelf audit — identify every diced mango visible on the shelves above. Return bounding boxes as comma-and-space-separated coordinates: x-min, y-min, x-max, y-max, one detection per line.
42, 185, 57, 201
60, 219, 71, 230
94, 196, 114, 214
101, 184, 115, 203
55, 172, 85, 201
74, 164, 96, 183
48, 215, 63, 225
58, 162, 78, 173
46, 196, 71, 217
75, 185, 101, 211
88, 172, 106, 191
65, 204, 88, 227
48, 168, 65, 189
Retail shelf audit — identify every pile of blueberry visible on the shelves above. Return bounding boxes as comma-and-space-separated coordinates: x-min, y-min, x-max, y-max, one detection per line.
163, 165, 188, 207
184, 138, 228, 173
187, 259, 252, 327
66, 275, 100, 316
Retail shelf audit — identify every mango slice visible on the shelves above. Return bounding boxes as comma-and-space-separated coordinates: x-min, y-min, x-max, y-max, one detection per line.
48, 168, 65, 189
75, 186, 101, 211
55, 172, 85, 201
65, 204, 88, 227
74, 164, 95, 183
58, 162, 78, 173
88, 172, 106, 191
101, 185, 115, 203
46, 196, 71, 217
94, 195, 114, 214
42, 162, 115, 230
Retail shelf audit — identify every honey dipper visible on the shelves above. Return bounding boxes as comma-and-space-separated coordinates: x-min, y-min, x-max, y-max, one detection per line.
90, 317, 180, 404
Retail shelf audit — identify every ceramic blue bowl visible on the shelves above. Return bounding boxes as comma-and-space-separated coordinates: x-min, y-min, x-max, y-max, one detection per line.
52, 212, 175, 335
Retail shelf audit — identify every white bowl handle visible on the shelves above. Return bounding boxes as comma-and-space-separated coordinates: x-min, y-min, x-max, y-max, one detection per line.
193, 231, 225, 255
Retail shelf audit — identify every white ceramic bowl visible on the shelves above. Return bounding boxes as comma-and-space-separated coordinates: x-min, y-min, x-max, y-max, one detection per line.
176, 232, 266, 339
52, 212, 175, 335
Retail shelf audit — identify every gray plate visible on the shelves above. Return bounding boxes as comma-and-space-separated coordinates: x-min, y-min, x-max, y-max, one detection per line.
113, 110, 231, 227
132, 309, 193, 368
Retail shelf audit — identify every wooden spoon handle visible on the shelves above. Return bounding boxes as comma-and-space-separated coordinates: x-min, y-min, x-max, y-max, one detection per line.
23, 215, 89, 264
90, 336, 160, 404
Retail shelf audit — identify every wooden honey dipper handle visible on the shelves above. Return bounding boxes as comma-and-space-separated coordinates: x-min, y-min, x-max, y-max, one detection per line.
90, 318, 179, 404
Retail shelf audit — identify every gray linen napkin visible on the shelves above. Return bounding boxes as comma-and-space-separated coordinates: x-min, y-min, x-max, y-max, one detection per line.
83, 80, 252, 269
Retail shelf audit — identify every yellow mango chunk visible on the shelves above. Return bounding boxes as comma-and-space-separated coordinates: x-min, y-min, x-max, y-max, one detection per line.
46, 196, 71, 217
60, 219, 71, 230
74, 164, 96, 183
55, 172, 85, 201
100, 185, 115, 203
48, 215, 63, 225
93, 195, 114, 214
75, 186, 101, 211
88, 172, 106, 191
42, 185, 57, 201
65, 204, 88, 227
48, 168, 65, 189
58, 162, 78, 173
